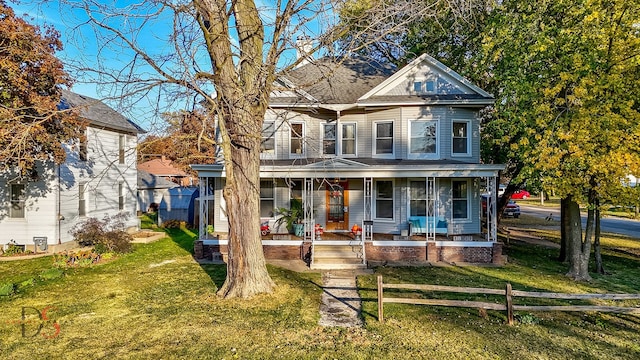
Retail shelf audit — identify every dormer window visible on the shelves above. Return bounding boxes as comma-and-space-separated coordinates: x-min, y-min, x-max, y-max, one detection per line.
413, 79, 436, 94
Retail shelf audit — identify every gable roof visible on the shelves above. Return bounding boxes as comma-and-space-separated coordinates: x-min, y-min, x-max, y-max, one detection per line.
137, 170, 179, 190
138, 157, 188, 177
270, 57, 395, 108
271, 53, 493, 109
59, 90, 143, 134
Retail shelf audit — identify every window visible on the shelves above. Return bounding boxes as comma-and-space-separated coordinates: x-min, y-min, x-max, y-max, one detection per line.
409, 180, 434, 217
374, 121, 394, 156
79, 132, 87, 161
118, 135, 125, 164
290, 123, 304, 155
260, 180, 274, 217
452, 180, 469, 220
322, 123, 336, 155
409, 120, 437, 157
374, 180, 394, 220
118, 182, 124, 211
413, 80, 436, 94
261, 121, 276, 154
9, 184, 25, 218
342, 123, 356, 155
79, 183, 86, 216
452, 121, 470, 155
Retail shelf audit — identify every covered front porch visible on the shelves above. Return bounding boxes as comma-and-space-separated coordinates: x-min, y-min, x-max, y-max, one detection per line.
191, 160, 503, 267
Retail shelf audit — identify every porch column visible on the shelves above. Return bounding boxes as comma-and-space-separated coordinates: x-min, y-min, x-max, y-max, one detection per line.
363, 177, 373, 241
198, 176, 207, 239
303, 178, 314, 242
486, 176, 497, 242
426, 176, 436, 241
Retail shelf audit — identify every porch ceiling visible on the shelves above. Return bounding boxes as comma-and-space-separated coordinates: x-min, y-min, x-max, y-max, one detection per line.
192, 160, 504, 178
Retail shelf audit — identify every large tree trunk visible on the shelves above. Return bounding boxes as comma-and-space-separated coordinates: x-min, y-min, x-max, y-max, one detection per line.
558, 197, 568, 262
565, 195, 592, 281
593, 198, 605, 274
216, 108, 275, 298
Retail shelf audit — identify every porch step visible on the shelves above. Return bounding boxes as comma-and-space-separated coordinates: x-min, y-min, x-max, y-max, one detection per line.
311, 243, 366, 270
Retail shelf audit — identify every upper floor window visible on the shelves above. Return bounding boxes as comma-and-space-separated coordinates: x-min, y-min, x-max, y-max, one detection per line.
452, 121, 471, 156
79, 130, 87, 161
374, 121, 394, 157
290, 122, 304, 156
342, 123, 356, 156
452, 180, 469, 220
261, 121, 276, 154
413, 79, 436, 94
118, 134, 125, 164
9, 183, 25, 218
322, 123, 336, 155
260, 180, 274, 217
409, 120, 438, 158
322, 122, 357, 156
374, 180, 394, 220
79, 183, 86, 216
118, 182, 125, 211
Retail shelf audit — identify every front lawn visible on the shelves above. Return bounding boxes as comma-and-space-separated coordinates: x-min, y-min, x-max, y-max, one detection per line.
1, 226, 639, 359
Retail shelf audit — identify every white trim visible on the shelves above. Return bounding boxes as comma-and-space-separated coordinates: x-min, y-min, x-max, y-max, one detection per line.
451, 119, 472, 157
373, 179, 395, 221
341, 122, 358, 157
451, 179, 471, 222
260, 120, 277, 159
370, 241, 427, 247
372, 120, 395, 158
288, 121, 306, 158
262, 240, 305, 246
320, 122, 337, 157
408, 118, 439, 159
359, 53, 493, 100
434, 241, 495, 247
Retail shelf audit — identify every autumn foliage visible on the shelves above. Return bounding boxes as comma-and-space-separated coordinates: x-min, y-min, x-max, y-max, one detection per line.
0, 1, 82, 175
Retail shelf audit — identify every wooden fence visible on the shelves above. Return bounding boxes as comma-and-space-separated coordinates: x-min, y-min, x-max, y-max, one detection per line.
376, 275, 640, 324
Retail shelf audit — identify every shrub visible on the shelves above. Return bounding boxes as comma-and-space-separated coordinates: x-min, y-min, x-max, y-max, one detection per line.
70, 213, 133, 254
53, 250, 104, 268
39, 268, 64, 281
0, 282, 15, 296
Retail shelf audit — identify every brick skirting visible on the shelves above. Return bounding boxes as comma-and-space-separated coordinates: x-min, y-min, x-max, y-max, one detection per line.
195, 240, 503, 265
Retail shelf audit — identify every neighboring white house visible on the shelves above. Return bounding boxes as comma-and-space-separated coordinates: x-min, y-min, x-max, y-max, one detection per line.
0, 90, 143, 252
192, 54, 505, 268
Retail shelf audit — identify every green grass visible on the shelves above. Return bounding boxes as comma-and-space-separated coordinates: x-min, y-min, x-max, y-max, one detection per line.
1, 225, 639, 359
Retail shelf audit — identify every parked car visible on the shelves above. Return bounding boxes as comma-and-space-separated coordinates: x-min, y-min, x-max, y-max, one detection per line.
510, 190, 531, 200
481, 195, 521, 218
503, 200, 521, 218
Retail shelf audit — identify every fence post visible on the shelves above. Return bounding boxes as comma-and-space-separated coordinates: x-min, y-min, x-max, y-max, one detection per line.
505, 282, 514, 325
377, 275, 384, 322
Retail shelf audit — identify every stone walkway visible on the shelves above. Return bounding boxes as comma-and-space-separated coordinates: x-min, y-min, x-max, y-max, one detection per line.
318, 271, 365, 327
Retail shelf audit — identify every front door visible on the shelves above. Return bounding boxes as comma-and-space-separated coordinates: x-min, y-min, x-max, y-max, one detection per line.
326, 181, 349, 230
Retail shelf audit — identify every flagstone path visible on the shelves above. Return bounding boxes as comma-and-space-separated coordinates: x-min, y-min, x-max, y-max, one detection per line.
318, 270, 365, 327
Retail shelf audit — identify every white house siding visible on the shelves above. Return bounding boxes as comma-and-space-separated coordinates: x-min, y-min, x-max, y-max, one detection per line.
0, 165, 60, 248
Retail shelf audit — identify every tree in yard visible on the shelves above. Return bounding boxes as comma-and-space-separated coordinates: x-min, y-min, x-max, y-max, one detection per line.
479, 0, 640, 280
139, 110, 218, 174
47, 0, 453, 298
0, 1, 82, 176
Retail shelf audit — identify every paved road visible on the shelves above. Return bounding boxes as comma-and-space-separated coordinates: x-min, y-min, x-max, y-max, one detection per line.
519, 205, 640, 238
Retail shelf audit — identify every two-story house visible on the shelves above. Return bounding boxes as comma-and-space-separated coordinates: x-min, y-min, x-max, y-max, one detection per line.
193, 54, 504, 268
0, 90, 142, 253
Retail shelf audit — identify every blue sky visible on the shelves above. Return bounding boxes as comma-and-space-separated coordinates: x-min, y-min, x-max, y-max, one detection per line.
10, 0, 332, 133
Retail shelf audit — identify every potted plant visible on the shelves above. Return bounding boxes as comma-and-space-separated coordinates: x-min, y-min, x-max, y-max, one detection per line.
275, 198, 304, 237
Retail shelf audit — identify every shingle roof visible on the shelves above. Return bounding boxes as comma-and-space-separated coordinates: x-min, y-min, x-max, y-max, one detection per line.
60, 90, 143, 134
137, 170, 179, 189
272, 57, 396, 105
138, 157, 188, 177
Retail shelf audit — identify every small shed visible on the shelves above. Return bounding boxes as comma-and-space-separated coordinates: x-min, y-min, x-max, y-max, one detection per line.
158, 187, 199, 226
137, 170, 178, 213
